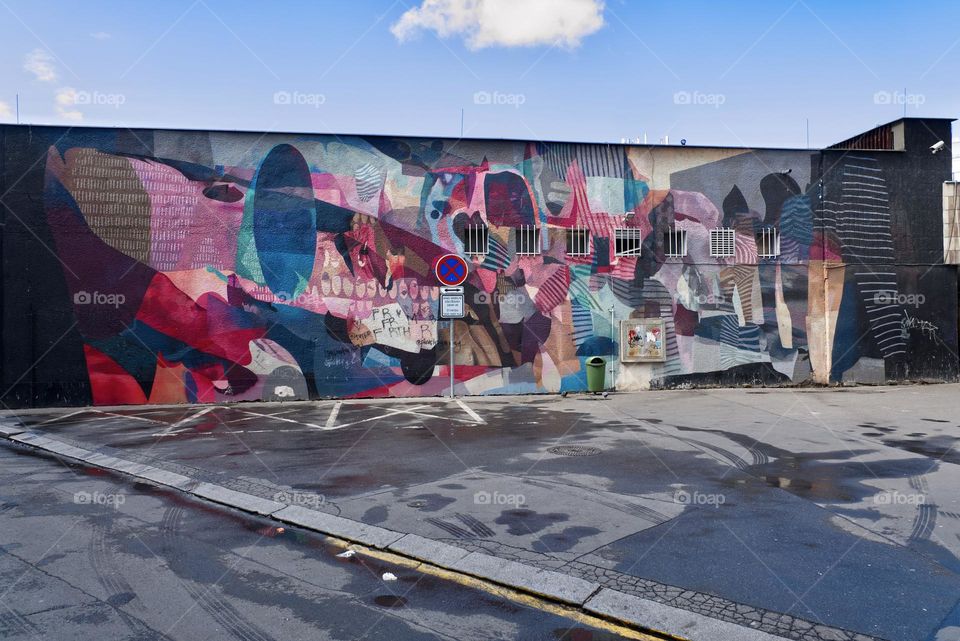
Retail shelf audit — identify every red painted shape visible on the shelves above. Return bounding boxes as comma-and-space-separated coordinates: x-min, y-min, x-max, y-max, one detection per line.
136, 273, 265, 366
83, 344, 148, 405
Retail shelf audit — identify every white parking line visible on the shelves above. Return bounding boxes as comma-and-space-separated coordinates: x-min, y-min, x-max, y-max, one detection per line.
40, 409, 165, 426
163, 407, 218, 432
228, 409, 298, 424
234, 409, 327, 430
455, 399, 484, 424
39, 410, 91, 425
330, 405, 432, 429
89, 411, 166, 424
132, 398, 484, 438
325, 401, 343, 428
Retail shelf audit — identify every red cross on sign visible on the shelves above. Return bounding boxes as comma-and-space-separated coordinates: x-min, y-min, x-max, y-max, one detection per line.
435, 254, 468, 287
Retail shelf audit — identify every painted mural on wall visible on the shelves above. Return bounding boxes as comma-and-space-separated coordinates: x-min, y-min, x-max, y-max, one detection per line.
31, 129, 956, 405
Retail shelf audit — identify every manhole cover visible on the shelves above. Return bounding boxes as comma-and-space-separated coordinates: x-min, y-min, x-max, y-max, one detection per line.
547, 445, 601, 457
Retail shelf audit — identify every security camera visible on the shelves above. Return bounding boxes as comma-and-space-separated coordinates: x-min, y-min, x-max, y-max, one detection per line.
780, 168, 792, 175
931, 140, 945, 154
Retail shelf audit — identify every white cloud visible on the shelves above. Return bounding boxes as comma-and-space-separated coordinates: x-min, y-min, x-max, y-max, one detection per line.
0, 101, 12, 119
90, 31, 111, 40
391, 0, 604, 50
24, 49, 57, 82
55, 87, 83, 121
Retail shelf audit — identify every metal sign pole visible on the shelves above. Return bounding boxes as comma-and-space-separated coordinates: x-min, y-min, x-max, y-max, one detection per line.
435, 254, 467, 400
449, 318, 455, 398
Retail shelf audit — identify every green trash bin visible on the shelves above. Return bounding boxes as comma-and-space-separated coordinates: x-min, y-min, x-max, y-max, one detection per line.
585, 356, 606, 392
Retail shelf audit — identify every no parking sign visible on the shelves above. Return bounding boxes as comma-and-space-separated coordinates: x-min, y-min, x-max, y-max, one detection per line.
435, 254, 468, 287
434, 254, 468, 398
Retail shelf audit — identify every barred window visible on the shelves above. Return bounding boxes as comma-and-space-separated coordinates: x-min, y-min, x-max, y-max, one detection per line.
614, 228, 642, 256
566, 227, 590, 256
515, 225, 541, 255
756, 227, 780, 258
463, 225, 489, 255
664, 228, 687, 257
710, 228, 735, 257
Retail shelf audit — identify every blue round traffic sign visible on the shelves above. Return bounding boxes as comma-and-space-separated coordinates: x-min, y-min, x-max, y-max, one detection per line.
435, 253, 469, 286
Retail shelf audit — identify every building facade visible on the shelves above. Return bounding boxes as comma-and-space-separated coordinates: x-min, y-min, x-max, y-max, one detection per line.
0, 118, 956, 407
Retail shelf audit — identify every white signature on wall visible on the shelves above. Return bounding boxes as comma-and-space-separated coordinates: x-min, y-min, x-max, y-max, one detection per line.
900, 310, 939, 340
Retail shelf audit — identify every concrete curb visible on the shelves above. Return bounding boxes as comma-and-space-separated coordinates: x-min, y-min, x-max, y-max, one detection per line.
450, 551, 601, 606
273, 505, 405, 549
585, 588, 777, 641
1, 429, 793, 641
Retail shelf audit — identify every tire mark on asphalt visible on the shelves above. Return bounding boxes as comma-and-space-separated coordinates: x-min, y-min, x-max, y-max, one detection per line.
0, 608, 37, 637
909, 504, 936, 542
425, 517, 476, 539
591, 496, 670, 526
160, 506, 274, 641
676, 436, 752, 471
89, 525, 170, 640
907, 475, 936, 542
454, 513, 495, 537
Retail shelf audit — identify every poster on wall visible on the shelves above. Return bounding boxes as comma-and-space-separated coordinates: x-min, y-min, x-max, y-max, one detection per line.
620, 319, 666, 362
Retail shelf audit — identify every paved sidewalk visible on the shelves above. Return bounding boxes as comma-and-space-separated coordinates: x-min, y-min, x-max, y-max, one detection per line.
5, 385, 960, 641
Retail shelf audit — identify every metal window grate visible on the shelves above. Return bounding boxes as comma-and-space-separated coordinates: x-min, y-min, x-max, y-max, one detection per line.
614, 228, 642, 256
664, 228, 687, 257
756, 227, 780, 258
515, 225, 541, 255
710, 228, 735, 257
463, 225, 489, 255
566, 227, 590, 256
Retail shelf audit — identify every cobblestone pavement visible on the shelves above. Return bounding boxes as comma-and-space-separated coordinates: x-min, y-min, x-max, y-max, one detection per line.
453, 539, 879, 641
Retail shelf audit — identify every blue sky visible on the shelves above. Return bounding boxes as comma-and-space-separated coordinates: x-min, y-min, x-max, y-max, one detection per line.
1, 0, 958, 148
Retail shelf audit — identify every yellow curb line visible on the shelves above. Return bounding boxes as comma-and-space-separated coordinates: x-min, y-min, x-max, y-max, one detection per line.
325, 538, 685, 641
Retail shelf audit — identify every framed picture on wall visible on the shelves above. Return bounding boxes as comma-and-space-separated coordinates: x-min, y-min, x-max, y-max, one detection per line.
620, 319, 666, 362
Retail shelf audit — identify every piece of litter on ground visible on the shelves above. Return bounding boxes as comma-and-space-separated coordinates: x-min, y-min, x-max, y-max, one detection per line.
336, 550, 356, 558
382, 572, 397, 581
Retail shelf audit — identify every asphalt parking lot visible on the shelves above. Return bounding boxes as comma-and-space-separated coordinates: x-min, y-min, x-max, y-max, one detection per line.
7, 385, 960, 641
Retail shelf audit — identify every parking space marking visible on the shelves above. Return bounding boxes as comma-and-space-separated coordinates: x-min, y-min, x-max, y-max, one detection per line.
163, 407, 219, 433
234, 409, 328, 431
325, 401, 343, 428
387, 408, 478, 423
39, 409, 94, 425
455, 399, 484, 424
88, 411, 166, 424
40, 409, 166, 426
228, 409, 298, 424
35, 399, 485, 439
330, 405, 432, 429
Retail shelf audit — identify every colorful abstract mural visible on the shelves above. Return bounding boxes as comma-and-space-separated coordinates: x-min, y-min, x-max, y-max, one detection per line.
0, 120, 955, 407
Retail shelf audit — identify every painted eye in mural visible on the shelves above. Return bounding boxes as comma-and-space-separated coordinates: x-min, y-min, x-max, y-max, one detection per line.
430, 209, 441, 220
251, 144, 316, 298
202, 183, 244, 203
